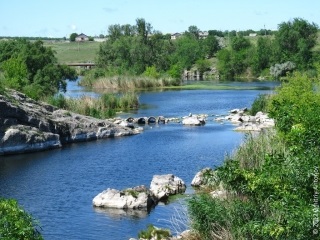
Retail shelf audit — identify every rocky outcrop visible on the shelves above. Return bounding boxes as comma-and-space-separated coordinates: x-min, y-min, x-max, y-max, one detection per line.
0, 90, 140, 155
150, 174, 186, 201
92, 185, 156, 209
94, 174, 186, 211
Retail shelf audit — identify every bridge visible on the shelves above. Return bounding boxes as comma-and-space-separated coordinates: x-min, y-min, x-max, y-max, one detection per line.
66, 63, 96, 69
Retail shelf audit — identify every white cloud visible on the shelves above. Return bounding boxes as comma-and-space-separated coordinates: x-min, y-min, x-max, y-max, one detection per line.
70, 24, 77, 31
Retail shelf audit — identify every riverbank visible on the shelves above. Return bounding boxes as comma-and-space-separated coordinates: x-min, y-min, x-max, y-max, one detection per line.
0, 89, 140, 155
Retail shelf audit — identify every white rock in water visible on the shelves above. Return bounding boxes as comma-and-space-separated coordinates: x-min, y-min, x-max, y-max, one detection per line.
150, 174, 186, 201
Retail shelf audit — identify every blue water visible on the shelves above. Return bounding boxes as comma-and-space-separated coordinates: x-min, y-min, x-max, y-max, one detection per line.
0, 81, 277, 239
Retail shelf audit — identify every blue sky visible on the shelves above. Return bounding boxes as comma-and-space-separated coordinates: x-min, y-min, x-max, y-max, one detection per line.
1, 0, 319, 37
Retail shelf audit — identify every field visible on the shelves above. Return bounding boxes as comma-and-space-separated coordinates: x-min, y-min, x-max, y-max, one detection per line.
44, 41, 101, 64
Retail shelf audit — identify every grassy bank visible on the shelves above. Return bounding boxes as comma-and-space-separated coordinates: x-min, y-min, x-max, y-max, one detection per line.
46, 92, 139, 118
188, 70, 320, 239
44, 41, 100, 64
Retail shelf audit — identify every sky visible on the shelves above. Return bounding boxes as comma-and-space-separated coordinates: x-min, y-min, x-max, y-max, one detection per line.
1, 0, 320, 38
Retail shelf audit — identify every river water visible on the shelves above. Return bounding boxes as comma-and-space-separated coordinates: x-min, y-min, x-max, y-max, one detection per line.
0, 80, 277, 240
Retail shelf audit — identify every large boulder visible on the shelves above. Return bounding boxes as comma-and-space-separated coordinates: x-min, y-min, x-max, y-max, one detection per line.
182, 117, 205, 126
150, 174, 186, 201
191, 168, 217, 187
92, 185, 156, 209
0, 125, 61, 155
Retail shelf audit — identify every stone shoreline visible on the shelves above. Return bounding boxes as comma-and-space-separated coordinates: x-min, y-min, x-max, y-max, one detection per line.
0, 90, 140, 155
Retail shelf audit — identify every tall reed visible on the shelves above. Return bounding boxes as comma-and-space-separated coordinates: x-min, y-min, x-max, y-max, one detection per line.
46, 93, 139, 118
228, 129, 287, 170
80, 75, 180, 91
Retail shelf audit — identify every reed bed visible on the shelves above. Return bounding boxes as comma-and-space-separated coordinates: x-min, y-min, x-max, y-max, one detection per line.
80, 74, 181, 91
47, 92, 139, 118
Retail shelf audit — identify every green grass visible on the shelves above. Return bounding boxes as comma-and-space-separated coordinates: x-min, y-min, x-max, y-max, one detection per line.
43, 41, 100, 64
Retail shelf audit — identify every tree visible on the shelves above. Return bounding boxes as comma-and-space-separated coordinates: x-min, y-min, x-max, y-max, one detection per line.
0, 39, 77, 99
107, 24, 123, 43
203, 35, 220, 58
186, 25, 200, 39
69, 33, 78, 42
0, 198, 43, 239
274, 18, 318, 69
136, 18, 152, 43
251, 37, 273, 74
170, 36, 204, 70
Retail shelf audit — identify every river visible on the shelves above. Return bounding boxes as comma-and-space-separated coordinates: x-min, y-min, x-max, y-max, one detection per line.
0, 80, 277, 239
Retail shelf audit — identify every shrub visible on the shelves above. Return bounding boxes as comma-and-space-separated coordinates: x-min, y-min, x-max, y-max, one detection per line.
249, 94, 269, 115
0, 198, 43, 240
138, 224, 171, 240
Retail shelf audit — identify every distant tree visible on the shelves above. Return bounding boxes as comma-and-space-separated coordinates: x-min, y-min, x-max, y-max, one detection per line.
203, 35, 220, 58
230, 36, 251, 51
107, 24, 123, 43
208, 30, 224, 37
186, 25, 200, 39
251, 37, 273, 74
121, 24, 135, 36
70, 32, 78, 42
170, 35, 203, 70
195, 59, 211, 75
273, 18, 318, 69
0, 39, 77, 99
136, 18, 152, 43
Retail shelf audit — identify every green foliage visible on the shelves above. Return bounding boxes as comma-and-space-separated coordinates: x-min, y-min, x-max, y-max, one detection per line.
249, 94, 269, 115
216, 18, 318, 79
274, 18, 318, 70
195, 59, 211, 74
189, 70, 320, 239
138, 224, 171, 240
0, 198, 43, 240
1, 57, 29, 90
0, 39, 77, 99
48, 92, 139, 118
69, 33, 77, 42
46, 94, 67, 109
143, 66, 160, 79
217, 37, 252, 79
170, 35, 204, 70
167, 64, 182, 79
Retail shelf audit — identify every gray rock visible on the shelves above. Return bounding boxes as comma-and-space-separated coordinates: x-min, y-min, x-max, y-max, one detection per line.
150, 174, 186, 201
191, 168, 216, 187
93, 185, 156, 209
0, 90, 139, 155
182, 117, 204, 126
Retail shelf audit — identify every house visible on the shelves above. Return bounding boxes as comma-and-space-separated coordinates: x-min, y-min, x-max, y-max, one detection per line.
199, 31, 209, 39
75, 33, 89, 42
171, 33, 182, 40
249, 33, 257, 37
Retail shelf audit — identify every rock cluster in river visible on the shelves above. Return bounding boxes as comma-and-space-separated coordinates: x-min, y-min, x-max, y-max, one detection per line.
93, 174, 186, 210
0, 90, 140, 155
215, 108, 274, 131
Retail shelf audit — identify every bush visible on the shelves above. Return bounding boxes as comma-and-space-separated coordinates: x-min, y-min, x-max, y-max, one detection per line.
138, 224, 171, 240
0, 198, 43, 240
249, 93, 269, 115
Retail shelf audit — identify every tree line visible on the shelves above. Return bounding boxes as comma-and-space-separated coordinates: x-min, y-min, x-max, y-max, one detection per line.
91, 17, 318, 81
94, 18, 220, 79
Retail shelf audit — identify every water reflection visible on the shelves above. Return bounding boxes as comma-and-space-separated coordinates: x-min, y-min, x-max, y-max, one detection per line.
94, 206, 149, 219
